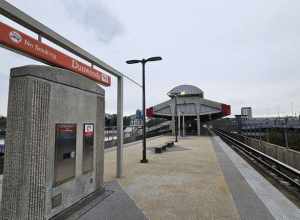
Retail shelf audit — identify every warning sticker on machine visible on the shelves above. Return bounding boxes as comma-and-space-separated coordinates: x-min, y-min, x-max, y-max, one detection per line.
84, 124, 94, 137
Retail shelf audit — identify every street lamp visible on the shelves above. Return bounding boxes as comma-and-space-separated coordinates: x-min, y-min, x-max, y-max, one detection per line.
126, 56, 162, 163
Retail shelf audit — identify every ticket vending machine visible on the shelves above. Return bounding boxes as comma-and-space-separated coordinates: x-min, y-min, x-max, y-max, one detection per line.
1, 65, 105, 220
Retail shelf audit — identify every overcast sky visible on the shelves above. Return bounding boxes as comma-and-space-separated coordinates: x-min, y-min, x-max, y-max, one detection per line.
1, 0, 300, 117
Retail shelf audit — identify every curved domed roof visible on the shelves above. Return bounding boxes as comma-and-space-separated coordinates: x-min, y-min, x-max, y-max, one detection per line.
167, 85, 204, 98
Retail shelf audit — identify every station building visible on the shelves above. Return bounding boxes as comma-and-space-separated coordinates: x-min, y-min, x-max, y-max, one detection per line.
146, 85, 231, 135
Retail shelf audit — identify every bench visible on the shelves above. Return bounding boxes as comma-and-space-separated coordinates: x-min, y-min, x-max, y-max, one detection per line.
154, 142, 175, 154
154, 147, 163, 153
166, 141, 174, 148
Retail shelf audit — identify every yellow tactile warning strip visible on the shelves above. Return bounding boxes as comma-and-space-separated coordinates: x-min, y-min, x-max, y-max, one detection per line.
104, 136, 241, 220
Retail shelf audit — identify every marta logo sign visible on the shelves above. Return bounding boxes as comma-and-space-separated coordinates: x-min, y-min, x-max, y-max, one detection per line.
9, 31, 22, 44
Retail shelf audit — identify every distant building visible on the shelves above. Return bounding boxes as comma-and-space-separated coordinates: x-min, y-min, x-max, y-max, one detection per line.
129, 110, 143, 127
241, 107, 252, 118
146, 85, 231, 136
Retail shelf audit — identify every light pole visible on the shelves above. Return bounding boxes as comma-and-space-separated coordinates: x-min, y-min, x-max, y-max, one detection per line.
126, 56, 162, 163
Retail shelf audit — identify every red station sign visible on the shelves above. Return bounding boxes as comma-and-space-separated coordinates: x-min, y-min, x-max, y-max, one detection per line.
0, 22, 111, 86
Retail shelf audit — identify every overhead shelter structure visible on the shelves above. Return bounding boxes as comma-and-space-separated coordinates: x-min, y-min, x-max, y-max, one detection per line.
147, 85, 231, 136
0, 0, 136, 178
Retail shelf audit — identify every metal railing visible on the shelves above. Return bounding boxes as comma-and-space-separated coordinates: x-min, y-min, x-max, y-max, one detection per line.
104, 127, 171, 149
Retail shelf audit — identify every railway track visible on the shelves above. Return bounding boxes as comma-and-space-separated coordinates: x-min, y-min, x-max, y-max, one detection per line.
214, 129, 300, 191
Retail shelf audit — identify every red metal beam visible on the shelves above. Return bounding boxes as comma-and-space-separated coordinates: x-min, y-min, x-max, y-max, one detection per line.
146, 107, 154, 118
0, 22, 111, 86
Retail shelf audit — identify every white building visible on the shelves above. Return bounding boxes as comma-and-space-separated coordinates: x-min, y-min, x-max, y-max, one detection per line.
241, 107, 253, 118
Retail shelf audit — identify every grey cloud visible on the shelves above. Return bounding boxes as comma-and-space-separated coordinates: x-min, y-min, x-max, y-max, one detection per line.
1, 0, 300, 117
63, 0, 124, 43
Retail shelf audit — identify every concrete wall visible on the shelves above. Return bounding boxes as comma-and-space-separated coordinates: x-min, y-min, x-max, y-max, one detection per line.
1, 65, 105, 220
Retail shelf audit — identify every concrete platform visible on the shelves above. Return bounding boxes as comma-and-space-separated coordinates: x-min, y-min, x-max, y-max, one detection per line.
105, 136, 240, 220
212, 135, 300, 220
102, 135, 299, 220
70, 180, 148, 220
1, 135, 299, 219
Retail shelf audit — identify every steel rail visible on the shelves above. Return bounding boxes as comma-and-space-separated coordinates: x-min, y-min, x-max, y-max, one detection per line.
214, 129, 300, 189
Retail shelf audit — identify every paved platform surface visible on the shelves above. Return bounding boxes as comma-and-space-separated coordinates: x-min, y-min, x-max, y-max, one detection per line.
105, 136, 240, 220
212, 135, 300, 220
103, 135, 299, 220
74, 181, 147, 220
0, 135, 299, 219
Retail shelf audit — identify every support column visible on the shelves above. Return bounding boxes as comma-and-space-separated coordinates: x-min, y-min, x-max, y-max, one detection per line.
284, 123, 289, 148
174, 96, 178, 142
196, 104, 201, 136
197, 114, 201, 136
117, 76, 124, 178
171, 104, 175, 136
182, 113, 185, 137
178, 111, 181, 137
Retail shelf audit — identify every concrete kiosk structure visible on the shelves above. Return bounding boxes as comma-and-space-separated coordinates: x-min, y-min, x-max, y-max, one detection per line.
1, 65, 105, 220
0, 0, 125, 179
